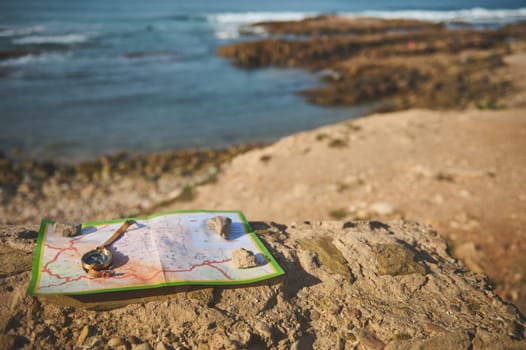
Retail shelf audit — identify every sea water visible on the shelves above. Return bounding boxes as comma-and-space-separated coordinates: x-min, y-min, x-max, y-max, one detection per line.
0, 0, 525, 161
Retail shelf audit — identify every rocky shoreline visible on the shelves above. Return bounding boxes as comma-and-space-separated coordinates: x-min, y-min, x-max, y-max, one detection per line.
219, 16, 526, 111
0, 144, 259, 225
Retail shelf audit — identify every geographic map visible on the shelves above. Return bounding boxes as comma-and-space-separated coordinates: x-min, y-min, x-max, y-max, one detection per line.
28, 210, 284, 295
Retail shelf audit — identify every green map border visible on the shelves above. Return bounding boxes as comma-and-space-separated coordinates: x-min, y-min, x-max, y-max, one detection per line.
27, 210, 285, 296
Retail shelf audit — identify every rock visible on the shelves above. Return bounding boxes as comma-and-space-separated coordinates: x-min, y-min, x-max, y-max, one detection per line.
218, 18, 522, 109
108, 337, 124, 347
156, 342, 169, 350
187, 288, 214, 306
54, 222, 81, 237
133, 343, 153, 350
77, 325, 90, 346
207, 216, 232, 240
0, 245, 32, 277
232, 248, 258, 269
298, 237, 353, 281
1, 221, 525, 349
373, 243, 426, 276
0, 334, 16, 349
254, 321, 273, 340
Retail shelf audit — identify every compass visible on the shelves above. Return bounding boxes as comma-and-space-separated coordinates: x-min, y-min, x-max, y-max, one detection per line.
81, 220, 135, 272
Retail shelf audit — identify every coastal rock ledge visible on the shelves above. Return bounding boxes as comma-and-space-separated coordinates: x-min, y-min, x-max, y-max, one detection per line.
1, 221, 525, 349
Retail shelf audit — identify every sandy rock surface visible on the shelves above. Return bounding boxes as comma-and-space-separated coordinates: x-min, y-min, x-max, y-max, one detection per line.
0, 221, 525, 349
166, 107, 526, 313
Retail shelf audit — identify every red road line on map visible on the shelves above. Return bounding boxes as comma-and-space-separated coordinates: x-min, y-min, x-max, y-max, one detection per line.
42, 257, 234, 290
40, 275, 88, 289
113, 258, 234, 282
42, 237, 84, 279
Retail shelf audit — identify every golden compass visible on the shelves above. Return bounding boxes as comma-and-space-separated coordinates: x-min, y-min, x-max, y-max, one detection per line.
81, 220, 134, 272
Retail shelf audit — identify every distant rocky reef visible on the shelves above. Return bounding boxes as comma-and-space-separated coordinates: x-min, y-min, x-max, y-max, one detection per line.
218, 16, 526, 110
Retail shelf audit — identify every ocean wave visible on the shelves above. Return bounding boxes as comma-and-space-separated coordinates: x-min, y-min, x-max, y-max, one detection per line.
208, 12, 317, 40
0, 25, 45, 37
12, 33, 90, 45
206, 12, 318, 24
206, 8, 526, 40
0, 52, 67, 66
344, 8, 526, 23
205, 8, 526, 26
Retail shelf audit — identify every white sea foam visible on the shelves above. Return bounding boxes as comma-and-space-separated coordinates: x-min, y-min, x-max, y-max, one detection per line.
206, 12, 318, 24
207, 8, 526, 26
0, 52, 67, 66
209, 12, 317, 40
215, 26, 240, 40
207, 8, 526, 40
0, 25, 45, 37
343, 8, 526, 23
12, 33, 90, 45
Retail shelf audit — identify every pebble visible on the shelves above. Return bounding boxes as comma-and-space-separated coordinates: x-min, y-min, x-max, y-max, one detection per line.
77, 325, 90, 346
232, 248, 258, 269
207, 216, 232, 240
373, 243, 426, 276
53, 222, 81, 237
254, 321, 273, 340
133, 343, 153, 350
310, 310, 321, 321
108, 337, 124, 347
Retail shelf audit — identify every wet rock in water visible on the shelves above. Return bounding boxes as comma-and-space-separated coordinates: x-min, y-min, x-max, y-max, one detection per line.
373, 243, 426, 276
232, 248, 258, 269
207, 216, 232, 240
54, 222, 81, 237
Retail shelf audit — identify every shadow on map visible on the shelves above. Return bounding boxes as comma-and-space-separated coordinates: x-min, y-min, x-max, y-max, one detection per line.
255, 253, 269, 267
108, 246, 129, 269
229, 222, 247, 240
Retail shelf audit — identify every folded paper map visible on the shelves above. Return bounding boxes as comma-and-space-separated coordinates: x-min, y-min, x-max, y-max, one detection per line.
28, 210, 284, 295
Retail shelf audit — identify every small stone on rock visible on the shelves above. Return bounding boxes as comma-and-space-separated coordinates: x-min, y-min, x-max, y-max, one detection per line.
207, 216, 232, 240
77, 325, 90, 346
54, 222, 81, 237
232, 248, 258, 269
108, 337, 124, 347
373, 243, 426, 276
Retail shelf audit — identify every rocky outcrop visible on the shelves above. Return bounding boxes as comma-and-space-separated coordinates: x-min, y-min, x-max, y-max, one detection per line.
0, 145, 258, 225
251, 15, 444, 36
218, 17, 526, 110
1, 221, 524, 349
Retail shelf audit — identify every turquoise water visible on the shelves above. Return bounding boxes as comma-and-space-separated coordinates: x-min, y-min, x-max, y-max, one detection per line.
1, 0, 525, 161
